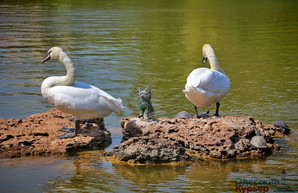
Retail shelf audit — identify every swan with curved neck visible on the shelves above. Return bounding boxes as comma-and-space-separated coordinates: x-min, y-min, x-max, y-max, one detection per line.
41, 47, 123, 138
183, 44, 230, 117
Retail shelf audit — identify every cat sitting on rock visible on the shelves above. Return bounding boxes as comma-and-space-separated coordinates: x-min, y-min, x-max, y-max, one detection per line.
137, 87, 156, 121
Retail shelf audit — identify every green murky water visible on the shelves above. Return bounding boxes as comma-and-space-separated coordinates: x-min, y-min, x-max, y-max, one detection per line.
0, 0, 297, 192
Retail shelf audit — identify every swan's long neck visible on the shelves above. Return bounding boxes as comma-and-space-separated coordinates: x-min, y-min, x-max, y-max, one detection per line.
203, 45, 226, 74
59, 52, 76, 86
208, 54, 224, 73
41, 50, 77, 103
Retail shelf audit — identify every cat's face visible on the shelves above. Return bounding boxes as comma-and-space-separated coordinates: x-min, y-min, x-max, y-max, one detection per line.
138, 88, 151, 100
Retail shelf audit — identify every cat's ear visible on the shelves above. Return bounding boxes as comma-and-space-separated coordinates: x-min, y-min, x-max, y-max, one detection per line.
137, 88, 142, 92
145, 87, 151, 92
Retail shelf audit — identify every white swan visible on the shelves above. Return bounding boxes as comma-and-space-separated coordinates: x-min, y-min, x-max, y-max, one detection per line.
41, 47, 123, 138
183, 44, 230, 117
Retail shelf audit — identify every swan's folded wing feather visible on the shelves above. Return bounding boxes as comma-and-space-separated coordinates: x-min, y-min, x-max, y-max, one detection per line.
49, 83, 123, 116
49, 86, 100, 111
186, 68, 230, 94
86, 83, 124, 115
74, 81, 122, 103
99, 95, 123, 115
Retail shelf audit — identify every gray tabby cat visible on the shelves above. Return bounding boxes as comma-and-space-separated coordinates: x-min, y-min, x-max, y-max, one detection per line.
137, 87, 155, 120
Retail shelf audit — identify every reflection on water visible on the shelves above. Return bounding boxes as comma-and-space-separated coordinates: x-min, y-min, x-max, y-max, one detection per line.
0, 0, 298, 192
0, 156, 75, 193
2, 140, 297, 193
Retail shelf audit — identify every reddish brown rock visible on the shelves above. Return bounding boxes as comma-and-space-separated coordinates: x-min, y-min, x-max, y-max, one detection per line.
0, 109, 111, 158
105, 116, 285, 164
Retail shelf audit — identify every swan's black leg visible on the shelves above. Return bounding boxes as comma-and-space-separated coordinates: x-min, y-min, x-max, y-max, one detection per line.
194, 105, 199, 118
214, 102, 220, 116
57, 120, 80, 139
94, 118, 105, 130
74, 120, 80, 135
205, 110, 210, 117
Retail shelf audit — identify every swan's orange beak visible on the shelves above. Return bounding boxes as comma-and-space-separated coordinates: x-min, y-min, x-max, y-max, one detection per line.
202, 57, 208, 64
42, 54, 51, 63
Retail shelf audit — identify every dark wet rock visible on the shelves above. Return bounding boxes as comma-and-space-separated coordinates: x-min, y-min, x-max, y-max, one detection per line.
0, 108, 111, 158
105, 116, 284, 164
272, 121, 290, 134
104, 135, 192, 164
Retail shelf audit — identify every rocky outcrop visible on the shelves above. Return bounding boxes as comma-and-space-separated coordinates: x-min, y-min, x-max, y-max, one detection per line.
105, 116, 286, 164
0, 109, 111, 158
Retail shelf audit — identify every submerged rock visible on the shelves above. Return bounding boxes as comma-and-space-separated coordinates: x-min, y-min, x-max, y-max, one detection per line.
105, 116, 288, 164
0, 108, 111, 158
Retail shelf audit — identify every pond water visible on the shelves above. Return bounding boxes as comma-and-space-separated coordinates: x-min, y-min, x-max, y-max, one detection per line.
0, 0, 297, 192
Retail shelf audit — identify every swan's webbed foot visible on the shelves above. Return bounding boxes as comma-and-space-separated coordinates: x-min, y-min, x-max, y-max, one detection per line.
57, 128, 76, 138
57, 133, 76, 139
194, 110, 210, 118
57, 120, 80, 139
59, 127, 75, 133
68, 118, 75, 122
79, 118, 105, 130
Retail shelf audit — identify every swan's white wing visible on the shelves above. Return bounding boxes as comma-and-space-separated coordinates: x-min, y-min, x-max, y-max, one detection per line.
185, 68, 230, 95
183, 68, 230, 107
74, 81, 124, 115
47, 82, 123, 119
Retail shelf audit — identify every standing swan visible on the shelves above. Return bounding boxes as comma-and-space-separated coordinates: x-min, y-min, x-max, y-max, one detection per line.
183, 44, 230, 117
41, 47, 123, 138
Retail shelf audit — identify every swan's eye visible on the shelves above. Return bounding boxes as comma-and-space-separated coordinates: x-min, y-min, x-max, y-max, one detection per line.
47, 51, 52, 55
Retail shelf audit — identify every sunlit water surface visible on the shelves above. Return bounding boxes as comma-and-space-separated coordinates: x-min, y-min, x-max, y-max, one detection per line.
0, 0, 297, 192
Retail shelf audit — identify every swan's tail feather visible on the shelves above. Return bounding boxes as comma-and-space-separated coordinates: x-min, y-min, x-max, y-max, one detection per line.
101, 96, 124, 116
112, 98, 124, 116
184, 85, 221, 108
183, 85, 201, 94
